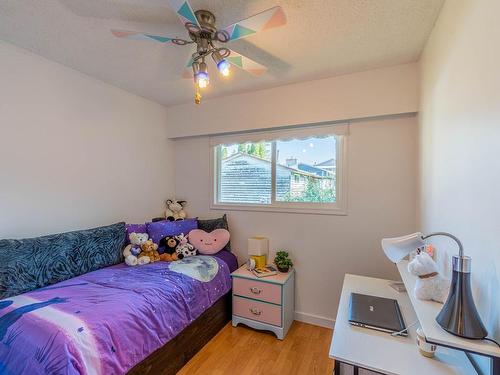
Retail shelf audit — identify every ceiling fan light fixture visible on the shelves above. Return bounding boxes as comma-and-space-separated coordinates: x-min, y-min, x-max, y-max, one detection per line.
212, 51, 231, 77
196, 72, 209, 88
194, 60, 209, 89
217, 59, 230, 77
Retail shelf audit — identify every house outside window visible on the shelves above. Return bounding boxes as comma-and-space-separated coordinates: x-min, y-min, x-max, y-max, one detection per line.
210, 124, 348, 215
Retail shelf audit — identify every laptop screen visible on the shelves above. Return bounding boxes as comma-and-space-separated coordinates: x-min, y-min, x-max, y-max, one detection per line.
348, 293, 406, 333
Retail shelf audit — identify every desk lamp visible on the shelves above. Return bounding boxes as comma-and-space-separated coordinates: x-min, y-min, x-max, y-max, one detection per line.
381, 232, 488, 339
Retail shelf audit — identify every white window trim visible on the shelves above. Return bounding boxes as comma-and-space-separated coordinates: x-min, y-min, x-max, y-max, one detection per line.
209, 126, 348, 216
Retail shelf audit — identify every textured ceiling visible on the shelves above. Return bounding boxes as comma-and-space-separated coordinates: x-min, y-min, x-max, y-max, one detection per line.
0, 0, 444, 106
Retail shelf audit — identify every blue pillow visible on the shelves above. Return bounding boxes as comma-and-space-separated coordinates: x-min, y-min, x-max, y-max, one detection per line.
0, 222, 125, 299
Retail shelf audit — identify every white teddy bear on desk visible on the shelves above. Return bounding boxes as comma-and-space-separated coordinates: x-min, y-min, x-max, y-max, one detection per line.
408, 250, 450, 303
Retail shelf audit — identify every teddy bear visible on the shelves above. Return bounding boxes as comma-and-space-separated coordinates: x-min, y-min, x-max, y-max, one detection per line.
159, 235, 179, 262
165, 199, 187, 221
123, 232, 150, 266
139, 240, 161, 263
174, 233, 197, 259
408, 249, 450, 303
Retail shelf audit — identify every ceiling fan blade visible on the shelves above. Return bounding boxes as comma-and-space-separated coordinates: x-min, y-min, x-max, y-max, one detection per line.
167, 0, 200, 29
111, 29, 177, 43
227, 50, 267, 76
221, 6, 286, 42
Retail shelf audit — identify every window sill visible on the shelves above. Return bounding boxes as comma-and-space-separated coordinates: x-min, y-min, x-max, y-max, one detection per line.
210, 203, 347, 216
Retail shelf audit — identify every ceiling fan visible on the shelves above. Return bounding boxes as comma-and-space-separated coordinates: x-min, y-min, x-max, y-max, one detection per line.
111, 0, 287, 104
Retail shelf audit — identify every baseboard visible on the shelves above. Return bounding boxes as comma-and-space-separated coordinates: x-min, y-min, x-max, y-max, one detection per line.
294, 311, 335, 329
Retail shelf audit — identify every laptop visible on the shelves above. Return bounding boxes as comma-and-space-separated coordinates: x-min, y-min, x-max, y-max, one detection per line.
348, 293, 407, 336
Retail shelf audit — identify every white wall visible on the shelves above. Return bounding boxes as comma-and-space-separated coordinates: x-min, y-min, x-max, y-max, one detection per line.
166, 63, 419, 138
174, 115, 417, 325
419, 0, 500, 371
0, 41, 174, 238
168, 61, 420, 325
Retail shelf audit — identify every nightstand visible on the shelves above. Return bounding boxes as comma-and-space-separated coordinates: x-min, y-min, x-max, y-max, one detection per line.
231, 265, 295, 340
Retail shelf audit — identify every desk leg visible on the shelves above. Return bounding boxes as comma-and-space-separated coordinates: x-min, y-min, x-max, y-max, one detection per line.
493, 357, 499, 375
334, 360, 386, 375
334, 361, 361, 375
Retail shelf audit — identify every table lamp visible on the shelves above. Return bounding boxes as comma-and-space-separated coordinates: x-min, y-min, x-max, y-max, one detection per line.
248, 236, 269, 269
381, 232, 488, 339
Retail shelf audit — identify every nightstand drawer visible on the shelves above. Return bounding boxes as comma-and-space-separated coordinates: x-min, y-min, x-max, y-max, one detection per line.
233, 296, 282, 327
233, 277, 282, 305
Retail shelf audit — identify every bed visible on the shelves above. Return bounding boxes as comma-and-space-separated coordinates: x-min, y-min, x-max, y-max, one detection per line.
0, 251, 237, 375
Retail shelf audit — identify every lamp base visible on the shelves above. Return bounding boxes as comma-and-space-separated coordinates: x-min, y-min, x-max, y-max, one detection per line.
436, 256, 488, 339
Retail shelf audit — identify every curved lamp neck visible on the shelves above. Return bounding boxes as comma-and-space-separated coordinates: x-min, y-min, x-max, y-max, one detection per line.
421, 232, 464, 258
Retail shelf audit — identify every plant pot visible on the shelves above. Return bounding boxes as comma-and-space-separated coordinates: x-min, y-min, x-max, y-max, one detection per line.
277, 266, 289, 273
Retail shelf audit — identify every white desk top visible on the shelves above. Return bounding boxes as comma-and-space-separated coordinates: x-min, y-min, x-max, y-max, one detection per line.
329, 274, 476, 375
397, 260, 500, 358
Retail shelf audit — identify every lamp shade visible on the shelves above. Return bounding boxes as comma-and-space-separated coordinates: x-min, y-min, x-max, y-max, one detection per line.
248, 237, 269, 256
381, 232, 425, 263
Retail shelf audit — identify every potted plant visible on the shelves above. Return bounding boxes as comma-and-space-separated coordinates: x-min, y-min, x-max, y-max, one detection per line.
274, 250, 293, 273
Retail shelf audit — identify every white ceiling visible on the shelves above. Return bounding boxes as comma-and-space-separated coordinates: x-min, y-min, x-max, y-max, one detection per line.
0, 0, 444, 107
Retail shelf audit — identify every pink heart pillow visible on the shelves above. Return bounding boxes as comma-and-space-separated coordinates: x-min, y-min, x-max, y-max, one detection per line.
188, 229, 230, 255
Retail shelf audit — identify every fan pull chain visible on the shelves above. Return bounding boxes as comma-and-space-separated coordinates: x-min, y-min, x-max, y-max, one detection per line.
194, 85, 202, 105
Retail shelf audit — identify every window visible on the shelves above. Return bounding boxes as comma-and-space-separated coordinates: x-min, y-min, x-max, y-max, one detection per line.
211, 124, 348, 215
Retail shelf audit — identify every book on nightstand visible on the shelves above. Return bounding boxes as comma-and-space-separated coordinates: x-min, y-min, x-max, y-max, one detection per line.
251, 265, 278, 278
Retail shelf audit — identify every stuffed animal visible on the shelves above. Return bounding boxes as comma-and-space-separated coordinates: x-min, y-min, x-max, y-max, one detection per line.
159, 236, 179, 262
175, 233, 197, 259
139, 240, 160, 263
188, 229, 230, 255
408, 250, 450, 303
165, 199, 187, 221
123, 232, 149, 266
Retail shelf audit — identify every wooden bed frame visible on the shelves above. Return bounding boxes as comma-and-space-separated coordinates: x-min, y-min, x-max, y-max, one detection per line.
128, 292, 232, 375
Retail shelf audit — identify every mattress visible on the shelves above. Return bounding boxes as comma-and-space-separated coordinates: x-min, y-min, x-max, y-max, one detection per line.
0, 255, 234, 374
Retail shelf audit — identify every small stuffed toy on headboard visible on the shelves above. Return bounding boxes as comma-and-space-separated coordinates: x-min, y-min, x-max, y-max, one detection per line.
188, 229, 230, 255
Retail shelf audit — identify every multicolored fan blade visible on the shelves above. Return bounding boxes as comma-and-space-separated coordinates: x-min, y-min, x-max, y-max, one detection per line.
227, 50, 267, 76
111, 29, 174, 43
222, 6, 286, 42
167, 0, 200, 28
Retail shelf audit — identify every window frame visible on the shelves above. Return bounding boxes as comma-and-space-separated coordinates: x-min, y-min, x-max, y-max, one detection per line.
210, 128, 348, 216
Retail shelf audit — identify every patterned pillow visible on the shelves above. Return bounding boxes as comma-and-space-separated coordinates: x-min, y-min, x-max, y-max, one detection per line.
197, 214, 231, 252
0, 222, 126, 299
146, 218, 198, 245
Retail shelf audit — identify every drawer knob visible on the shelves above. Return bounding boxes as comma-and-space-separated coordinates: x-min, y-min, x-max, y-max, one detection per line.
249, 307, 262, 316
249, 287, 262, 294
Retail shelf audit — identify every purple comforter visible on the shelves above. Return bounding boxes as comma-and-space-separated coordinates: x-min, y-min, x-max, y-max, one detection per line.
0, 255, 232, 375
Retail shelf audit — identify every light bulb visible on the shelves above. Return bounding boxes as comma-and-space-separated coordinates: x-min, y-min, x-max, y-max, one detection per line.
195, 71, 209, 89
198, 77, 208, 88
217, 59, 231, 77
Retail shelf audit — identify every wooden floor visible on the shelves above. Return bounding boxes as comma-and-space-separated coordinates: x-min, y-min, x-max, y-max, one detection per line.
177, 321, 334, 375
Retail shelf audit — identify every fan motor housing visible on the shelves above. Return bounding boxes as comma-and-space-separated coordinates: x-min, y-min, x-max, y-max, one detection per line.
194, 10, 217, 36
188, 9, 230, 52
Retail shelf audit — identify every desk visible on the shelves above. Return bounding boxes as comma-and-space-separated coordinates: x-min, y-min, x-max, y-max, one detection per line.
329, 274, 476, 375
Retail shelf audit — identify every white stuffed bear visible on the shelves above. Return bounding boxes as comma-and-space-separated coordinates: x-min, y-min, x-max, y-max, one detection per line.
123, 232, 150, 266
165, 199, 187, 221
408, 250, 450, 303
